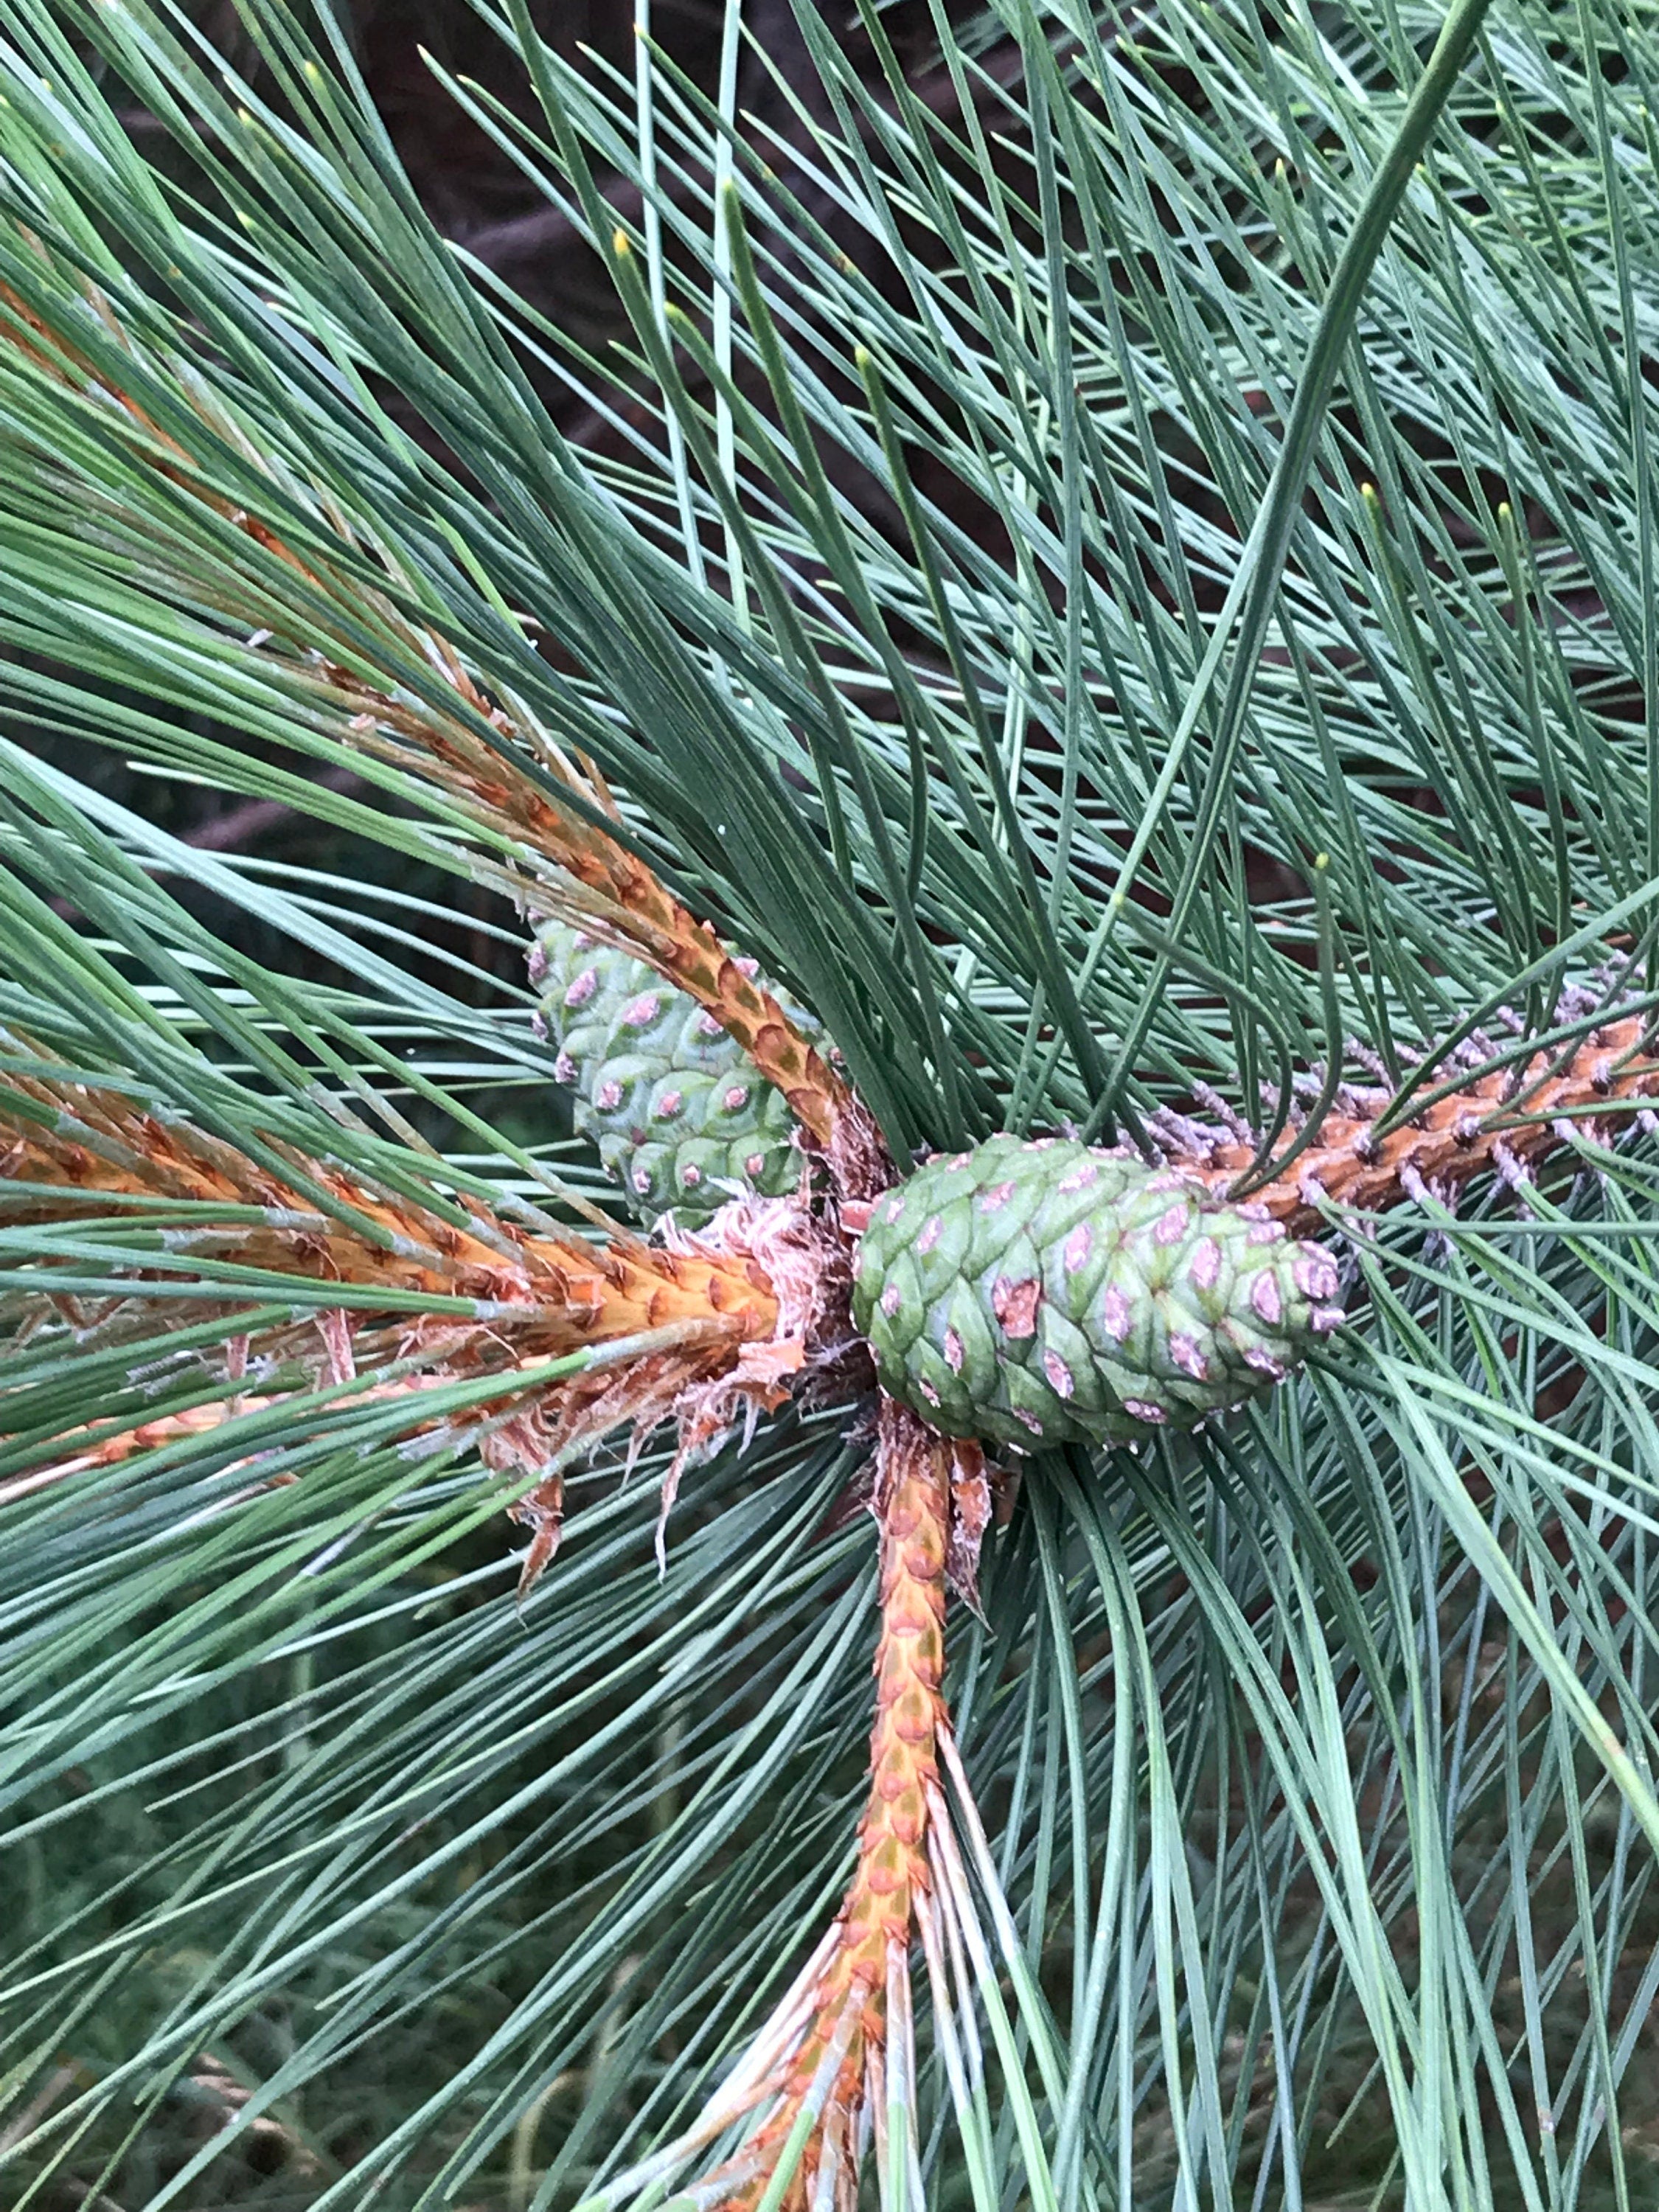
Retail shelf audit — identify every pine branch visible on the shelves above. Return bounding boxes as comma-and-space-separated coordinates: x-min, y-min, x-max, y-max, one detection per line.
4, 4, 1659, 2205
735, 1400, 950, 2185
0, 253, 852, 1155
0, 1060, 817, 1580
1183, 1003, 1659, 1228
593, 1398, 982, 2212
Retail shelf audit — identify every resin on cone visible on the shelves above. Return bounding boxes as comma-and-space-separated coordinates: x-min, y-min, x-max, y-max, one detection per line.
533, 922, 815, 1226
853, 1135, 1344, 1449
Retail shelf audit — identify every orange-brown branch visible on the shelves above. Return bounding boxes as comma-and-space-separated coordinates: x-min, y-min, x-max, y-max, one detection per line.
1, 1072, 775, 1351
711, 1398, 952, 2212
0, 1071, 793, 1526
1192, 1012, 1659, 1234
0, 260, 850, 1155
320, 657, 851, 1152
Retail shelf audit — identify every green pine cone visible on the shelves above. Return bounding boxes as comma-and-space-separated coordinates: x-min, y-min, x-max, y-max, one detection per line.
530, 922, 813, 1226
852, 1134, 1344, 1450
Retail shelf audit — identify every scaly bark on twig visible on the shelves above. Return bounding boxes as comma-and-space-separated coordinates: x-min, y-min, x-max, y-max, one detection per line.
1186, 1009, 1659, 1231
695, 1397, 954, 2212
0, 1067, 814, 1574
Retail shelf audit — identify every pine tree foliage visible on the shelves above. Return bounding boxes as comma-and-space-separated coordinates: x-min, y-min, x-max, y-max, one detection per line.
4, 0, 1659, 2204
